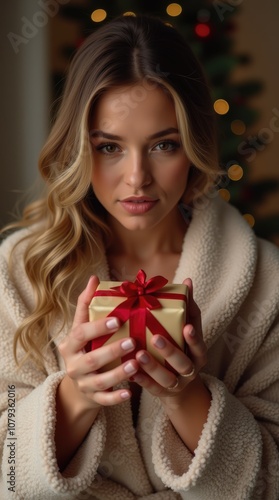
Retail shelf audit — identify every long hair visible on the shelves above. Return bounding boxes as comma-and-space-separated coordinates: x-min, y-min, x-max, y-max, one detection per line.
4, 15, 220, 368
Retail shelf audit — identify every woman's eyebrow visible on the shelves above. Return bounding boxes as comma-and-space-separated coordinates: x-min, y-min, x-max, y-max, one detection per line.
90, 130, 123, 140
147, 127, 179, 140
90, 127, 179, 141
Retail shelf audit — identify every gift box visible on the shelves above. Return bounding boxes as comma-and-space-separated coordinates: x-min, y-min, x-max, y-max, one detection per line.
89, 269, 188, 372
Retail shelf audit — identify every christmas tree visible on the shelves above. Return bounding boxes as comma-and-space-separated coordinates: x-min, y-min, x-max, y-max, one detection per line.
54, 0, 279, 243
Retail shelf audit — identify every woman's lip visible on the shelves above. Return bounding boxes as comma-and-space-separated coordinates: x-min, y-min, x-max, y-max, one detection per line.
119, 200, 158, 214
121, 196, 157, 202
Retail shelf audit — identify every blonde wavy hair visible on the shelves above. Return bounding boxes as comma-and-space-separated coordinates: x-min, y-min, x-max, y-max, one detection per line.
3, 15, 221, 368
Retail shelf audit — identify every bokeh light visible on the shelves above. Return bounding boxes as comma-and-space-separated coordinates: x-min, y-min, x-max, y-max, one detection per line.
218, 189, 231, 202
214, 99, 230, 115
231, 119, 246, 135
166, 3, 182, 17
123, 11, 136, 17
195, 23, 210, 37
91, 9, 107, 22
228, 164, 244, 181
243, 214, 255, 227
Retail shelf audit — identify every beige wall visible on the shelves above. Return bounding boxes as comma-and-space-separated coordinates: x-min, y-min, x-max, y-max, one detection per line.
0, 1, 49, 226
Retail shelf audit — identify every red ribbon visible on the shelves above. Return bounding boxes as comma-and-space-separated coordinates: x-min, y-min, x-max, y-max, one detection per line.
91, 269, 186, 365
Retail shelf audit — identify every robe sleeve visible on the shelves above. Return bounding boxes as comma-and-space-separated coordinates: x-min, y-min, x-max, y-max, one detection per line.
0, 250, 107, 499
152, 360, 279, 499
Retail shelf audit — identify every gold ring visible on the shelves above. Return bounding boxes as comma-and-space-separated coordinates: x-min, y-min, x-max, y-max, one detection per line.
180, 366, 195, 378
167, 377, 179, 391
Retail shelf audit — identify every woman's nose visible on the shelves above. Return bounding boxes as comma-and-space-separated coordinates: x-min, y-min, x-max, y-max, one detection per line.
124, 152, 152, 189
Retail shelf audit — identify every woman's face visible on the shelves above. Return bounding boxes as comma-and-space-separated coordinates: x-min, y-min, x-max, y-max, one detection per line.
90, 83, 191, 233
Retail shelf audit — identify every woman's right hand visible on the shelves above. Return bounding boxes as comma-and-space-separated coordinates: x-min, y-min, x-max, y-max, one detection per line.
58, 275, 139, 410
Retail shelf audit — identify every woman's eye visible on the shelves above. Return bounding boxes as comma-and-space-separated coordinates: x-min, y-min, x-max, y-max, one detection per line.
96, 143, 120, 155
154, 141, 179, 152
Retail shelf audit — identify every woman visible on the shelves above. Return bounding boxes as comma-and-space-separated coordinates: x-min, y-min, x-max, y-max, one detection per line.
0, 14, 278, 500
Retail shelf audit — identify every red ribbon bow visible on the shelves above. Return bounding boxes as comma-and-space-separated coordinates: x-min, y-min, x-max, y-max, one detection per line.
91, 270, 186, 368
110, 268, 168, 314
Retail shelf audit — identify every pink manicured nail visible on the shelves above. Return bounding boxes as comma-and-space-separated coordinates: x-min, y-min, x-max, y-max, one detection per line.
154, 336, 166, 349
139, 353, 149, 364
121, 338, 134, 351
124, 362, 136, 374
87, 275, 95, 288
132, 373, 145, 384
106, 317, 119, 330
120, 391, 130, 400
189, 327, 195, 337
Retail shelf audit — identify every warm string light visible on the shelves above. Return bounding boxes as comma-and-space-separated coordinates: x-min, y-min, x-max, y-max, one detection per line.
231, 119, 246, 135
218, 189, 231, 202
228, 164, 244, 181
123, 12, 136, 17
190, 8, 255, 232
243, 214, 255, 227
91, 9, 107, 22
219, 194, 256, 227
214, 99, 230, 115
166, 3, 182, 17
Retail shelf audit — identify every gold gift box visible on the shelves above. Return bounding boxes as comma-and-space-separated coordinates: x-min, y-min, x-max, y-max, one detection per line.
89, 276, 188, 372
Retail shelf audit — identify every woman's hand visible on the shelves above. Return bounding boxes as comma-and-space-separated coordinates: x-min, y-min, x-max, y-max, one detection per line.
58, 275, 139, 410
131, 278, 208, 401
130, 278, 210, 452
56, 275, 140, 470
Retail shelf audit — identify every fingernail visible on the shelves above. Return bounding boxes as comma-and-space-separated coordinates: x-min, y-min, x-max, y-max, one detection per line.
154, 336, 166, 349
106, 317, 119, 330
139, 353, 149, 364
87, 275, 95, 288
124, 361, 136, 374
120, 391, 130, 400
121, 338, 134, 351
133, 373, 145, 384
189, 327, 195, 337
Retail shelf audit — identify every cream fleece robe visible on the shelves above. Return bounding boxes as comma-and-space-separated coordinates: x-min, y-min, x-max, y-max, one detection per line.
0, 196, 278, 499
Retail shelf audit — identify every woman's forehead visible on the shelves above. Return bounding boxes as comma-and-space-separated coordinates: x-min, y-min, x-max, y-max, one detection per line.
90, 84, 177, 136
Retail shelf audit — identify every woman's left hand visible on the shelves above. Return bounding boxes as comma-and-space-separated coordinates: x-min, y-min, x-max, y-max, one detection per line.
132, 278, 207, 399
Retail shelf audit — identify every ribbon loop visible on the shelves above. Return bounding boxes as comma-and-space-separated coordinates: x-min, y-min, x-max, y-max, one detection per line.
112, 269, 168, 307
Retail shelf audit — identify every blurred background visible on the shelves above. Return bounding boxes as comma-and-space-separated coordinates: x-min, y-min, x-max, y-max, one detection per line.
1, 0, 279, 244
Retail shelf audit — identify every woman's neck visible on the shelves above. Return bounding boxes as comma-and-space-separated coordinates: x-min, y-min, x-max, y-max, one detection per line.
106, 209, 188, 282
107, 208, 187, 261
